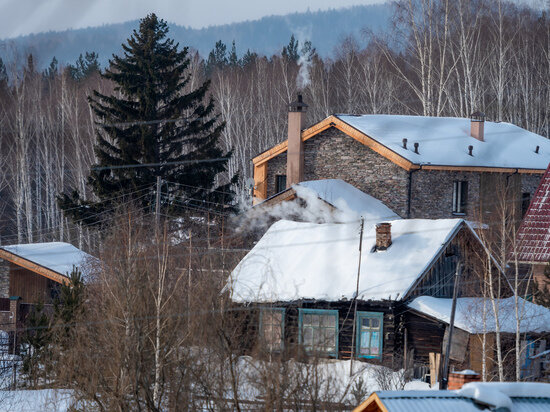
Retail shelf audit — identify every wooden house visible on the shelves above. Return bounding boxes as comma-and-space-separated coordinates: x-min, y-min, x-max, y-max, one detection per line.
0, 242, 93, 347
253, 96, 549, 222
228, 214, 488, 368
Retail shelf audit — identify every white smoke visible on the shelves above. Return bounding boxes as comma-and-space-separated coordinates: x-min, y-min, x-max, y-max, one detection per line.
234, 185, 360, 235
294, 26, 313, 90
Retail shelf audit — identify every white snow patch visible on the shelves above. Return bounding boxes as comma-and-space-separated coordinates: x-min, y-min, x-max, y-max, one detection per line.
458, 382, 550, 409
0, 389, 75, 411
337, 114, 550, 170
0, 242, 93, 277
295, 180, 400, 223
229, 218, 464, 302
408, 296, 550, 333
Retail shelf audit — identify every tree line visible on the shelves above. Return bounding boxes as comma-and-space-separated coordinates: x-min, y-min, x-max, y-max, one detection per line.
0, 0, 548, 249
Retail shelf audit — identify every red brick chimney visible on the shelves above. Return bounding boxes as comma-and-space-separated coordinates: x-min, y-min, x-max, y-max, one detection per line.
376, 223, 392, 250
287, 95, 308, 188
470, 111, 485, 142
448, 370, 481, 390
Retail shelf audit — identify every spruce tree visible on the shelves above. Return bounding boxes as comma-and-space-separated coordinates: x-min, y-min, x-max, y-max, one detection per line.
59, 14, 235, 225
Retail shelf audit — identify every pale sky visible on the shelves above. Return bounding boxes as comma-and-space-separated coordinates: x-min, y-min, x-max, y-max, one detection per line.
0, 0, 386, 39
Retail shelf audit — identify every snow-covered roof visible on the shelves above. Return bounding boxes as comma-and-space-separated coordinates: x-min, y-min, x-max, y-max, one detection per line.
295, 179, 400, 222
229, 218, 465, 303
408, 296, 550, 334
362, 383, 550, 412
515, 163, 550, 263
336, 114, 550, 170
0, 242, 93, 277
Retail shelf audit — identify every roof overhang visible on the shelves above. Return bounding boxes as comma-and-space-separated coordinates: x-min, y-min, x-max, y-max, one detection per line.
0, 248, 70, 285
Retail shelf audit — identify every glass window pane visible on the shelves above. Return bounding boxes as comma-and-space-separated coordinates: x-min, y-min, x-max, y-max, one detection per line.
371, 318, 380, 329
362, 318, 370, 328
304, 327, 313, 346
304, 314, 312, 325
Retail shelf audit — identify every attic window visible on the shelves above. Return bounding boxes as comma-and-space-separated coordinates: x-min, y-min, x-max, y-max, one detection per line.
276, 175, 287, 193
299, 309, 338, 357
259, 308, 285, 352
452, 181, 468, 215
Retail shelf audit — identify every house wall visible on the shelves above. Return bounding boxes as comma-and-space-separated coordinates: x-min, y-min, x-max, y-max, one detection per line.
263, 127, 542, 220
0, 259, 9, 298
9, 264, 57, 303
266, 128, 410, 217
251, 300, 398, 366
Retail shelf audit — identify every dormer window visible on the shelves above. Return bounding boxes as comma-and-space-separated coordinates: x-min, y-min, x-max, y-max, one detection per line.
452, 181, 468, 215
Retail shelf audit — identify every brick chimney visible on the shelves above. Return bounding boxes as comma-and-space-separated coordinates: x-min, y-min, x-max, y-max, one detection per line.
470, 111, 485, 141
376, 223, 392, 250
448, 370, 481, 390
287, 94, 308, 188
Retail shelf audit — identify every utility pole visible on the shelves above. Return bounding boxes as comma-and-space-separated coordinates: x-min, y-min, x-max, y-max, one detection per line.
441, 262, 462, 390
350, 218, 365, 377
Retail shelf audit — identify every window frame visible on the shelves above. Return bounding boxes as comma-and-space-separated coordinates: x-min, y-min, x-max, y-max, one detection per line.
259, 307, 285, 352
452, 180, 468, 215
275, 175, 287, 193
355, 311, 384, 360
298, 308, 339, 357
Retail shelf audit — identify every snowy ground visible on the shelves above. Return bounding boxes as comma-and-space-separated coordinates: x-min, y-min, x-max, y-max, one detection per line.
0, 389, 75, 411
0, 358, 431, 410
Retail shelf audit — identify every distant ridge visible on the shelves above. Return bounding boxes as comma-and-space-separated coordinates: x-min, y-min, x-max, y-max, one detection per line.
0, 4, 392, 69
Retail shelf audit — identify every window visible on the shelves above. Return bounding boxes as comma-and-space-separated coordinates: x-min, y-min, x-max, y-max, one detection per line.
276, 175, 287, 193
259, 308, 285, 351
356, 312, 383, 359
452, 181, 468, 214
299, 309, 338, 356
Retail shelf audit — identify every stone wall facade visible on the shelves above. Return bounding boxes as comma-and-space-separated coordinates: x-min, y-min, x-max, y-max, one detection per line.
264, 127, 544, 220
0, 259, 9, 298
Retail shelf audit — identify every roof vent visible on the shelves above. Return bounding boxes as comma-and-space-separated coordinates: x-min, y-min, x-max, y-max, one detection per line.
402, 138, 407, 149
535, 145, 540, 154
468, 145, 473, 156
414, 142, 419, 154
375, 223, 392, 251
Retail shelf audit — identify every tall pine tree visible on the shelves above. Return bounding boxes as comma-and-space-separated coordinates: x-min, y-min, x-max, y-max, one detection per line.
59, 14, 235, 225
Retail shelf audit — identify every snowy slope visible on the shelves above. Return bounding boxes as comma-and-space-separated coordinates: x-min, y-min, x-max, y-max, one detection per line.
230, 218, 464, 303
337, 114, 550, 170
408, 296, 550, 333
1, 242, 93, 277
295, 179, 400, 222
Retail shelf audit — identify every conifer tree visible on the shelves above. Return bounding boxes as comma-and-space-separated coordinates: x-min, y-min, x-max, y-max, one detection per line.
59, 14, 236, 225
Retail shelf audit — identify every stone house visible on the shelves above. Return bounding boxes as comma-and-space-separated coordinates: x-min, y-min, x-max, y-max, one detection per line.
253, 97, 550, 222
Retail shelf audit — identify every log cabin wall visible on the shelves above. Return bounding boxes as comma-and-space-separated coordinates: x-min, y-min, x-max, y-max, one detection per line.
253, 300, 397, 365
9, 263, 59, 303
402, 311, 445, 365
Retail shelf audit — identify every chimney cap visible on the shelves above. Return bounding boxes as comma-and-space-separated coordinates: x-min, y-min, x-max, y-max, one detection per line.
289, 94, 309, 112
470, 111, 485, 121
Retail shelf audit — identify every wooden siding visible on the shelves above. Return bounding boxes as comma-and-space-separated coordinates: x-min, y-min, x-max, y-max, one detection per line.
9, 264, 58, 303
402, 311, 445, 365
249, 300, 397, 366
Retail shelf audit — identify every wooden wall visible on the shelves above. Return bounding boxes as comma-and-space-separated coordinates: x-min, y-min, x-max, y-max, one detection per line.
9, 264, 58, 303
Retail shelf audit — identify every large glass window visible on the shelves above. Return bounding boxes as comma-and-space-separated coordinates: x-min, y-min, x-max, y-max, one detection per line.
259, 308, 285, 351
299, 309, 338, 356
452, 181, 468, 214
356, 312, 383, 359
